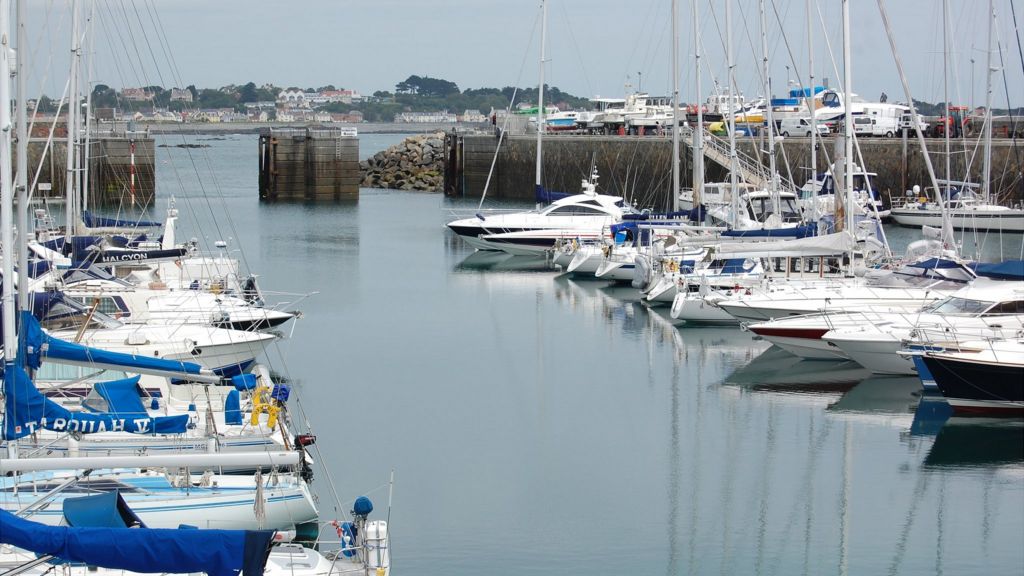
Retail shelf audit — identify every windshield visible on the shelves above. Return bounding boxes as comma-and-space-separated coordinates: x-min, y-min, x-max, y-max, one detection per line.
923, 296, 993, 315
748, 196, 803, 224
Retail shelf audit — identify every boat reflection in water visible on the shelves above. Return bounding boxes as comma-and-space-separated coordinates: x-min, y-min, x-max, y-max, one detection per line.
445, 245, 1023, 574
826, 376, 921, 428
725, 346, 870, 394
453, 251, 555, 273
925, 418, 1024, 468
909, 393, 955, 437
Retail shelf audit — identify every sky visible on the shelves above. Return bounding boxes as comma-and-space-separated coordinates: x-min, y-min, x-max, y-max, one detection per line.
21, 0, 1024, 109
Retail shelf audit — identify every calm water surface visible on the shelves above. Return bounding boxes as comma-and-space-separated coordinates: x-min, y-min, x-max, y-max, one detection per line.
152, 133, 1024, 576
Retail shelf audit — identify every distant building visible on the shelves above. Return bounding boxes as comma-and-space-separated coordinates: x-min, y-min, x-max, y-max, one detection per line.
459, 109, 486, 123
122, 88, 154, 102
278, 89, 316, 106
395, 111, 457, 123
170, 88, 193, 102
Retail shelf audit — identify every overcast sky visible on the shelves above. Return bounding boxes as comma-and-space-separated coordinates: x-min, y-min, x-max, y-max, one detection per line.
22, 0, 1023, 109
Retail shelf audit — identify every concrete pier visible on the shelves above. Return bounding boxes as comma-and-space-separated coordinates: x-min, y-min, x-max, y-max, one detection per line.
258, 127, 359, 200
446, 132, 1024, 210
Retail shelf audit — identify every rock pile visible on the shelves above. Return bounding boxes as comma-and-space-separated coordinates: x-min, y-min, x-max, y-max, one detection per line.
360, 132, 445, 191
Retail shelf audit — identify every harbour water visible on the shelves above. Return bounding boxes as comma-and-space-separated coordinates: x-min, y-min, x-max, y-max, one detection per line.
156, 133, 1024, 575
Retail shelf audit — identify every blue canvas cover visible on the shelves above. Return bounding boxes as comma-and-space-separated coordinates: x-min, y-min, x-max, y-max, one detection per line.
82, 376, 149, 418
224, 389, 243, 425
0, 507, 273, 576
970, 260, 1024, 281
63, 492, 146, 528
2, 362, 188, 439
535, 184, 572, 203
82, 210, 162, 229
232, 373, 258, 391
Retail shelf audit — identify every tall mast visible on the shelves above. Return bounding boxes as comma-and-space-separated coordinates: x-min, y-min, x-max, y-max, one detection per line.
82, 2, 95, 214
758, 0, 779, 217
942, 0, 951, 201
842, 0, 855, 266
806, 0, 817, 223
2, 0, 16, 362
535, 0, 547, 199
16, 0, 28, 312
982, 0, 994, 205
692, 0, 704, 210
726, 0, 739, 228
875, 0, 953, 249
671, 0, 680, 212
65, 0, 80, 238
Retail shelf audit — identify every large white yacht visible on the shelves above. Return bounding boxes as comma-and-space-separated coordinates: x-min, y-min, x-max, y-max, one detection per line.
446, 170, 633, 255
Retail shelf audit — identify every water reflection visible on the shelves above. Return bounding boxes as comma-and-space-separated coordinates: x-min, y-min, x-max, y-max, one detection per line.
726, 347, 870, 393
909, 393, 955, 437
442, 244, 1023, 574
826, 376, 921, 428
925, 418, 1024, 468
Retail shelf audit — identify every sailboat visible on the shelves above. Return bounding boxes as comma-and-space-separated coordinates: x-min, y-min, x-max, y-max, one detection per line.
888, 0, 1024, 232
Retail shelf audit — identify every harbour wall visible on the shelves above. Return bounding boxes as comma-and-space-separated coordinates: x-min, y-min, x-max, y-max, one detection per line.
24, 132, 155, 208
445, 133, 1024, 209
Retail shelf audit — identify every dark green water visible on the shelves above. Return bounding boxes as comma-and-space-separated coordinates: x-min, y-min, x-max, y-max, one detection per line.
155, 133, 1024, 576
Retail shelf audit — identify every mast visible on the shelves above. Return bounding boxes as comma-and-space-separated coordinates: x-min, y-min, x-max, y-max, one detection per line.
671, 0, 680, 212
942, 0, 951, 202
758, 0, 779, 217
842, 0, 854, 262
16, 0, 28, 312
82, 2, 95, 214
535, 0, 547, 200
1, 0, 15, 364
982, 0, 994, 205
64, 0, 80, 239
692, 0, 704, 211
806, 0, 817, 223
726, 0, 739, 228
876, 0, 953, 248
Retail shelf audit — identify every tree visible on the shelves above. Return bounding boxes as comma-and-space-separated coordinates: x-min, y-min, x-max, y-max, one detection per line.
238, 82, 259, 103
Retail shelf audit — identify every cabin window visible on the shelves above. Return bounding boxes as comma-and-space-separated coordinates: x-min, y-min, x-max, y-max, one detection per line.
984, 300, 1024, 315
547, 205, 608, 216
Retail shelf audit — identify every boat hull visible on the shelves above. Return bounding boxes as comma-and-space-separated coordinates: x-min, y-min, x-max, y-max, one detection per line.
922, 354, 1024, 415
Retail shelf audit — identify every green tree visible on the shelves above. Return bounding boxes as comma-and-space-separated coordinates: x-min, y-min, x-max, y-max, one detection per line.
238, 82, 259, 103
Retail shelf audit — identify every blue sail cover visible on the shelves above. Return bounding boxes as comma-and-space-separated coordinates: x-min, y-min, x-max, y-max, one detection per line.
2, 363, 188, 439
0, 507, 273, 576
82, 210, 162, 229
970, 260, 1024, 281
535, 184, 572, 203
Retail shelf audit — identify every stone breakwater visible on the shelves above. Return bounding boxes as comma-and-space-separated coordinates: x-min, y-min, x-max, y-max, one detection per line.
360, 132, 445, 191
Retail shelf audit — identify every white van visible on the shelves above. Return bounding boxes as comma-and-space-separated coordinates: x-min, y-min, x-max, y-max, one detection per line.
777, 117, 829, 137
852, 115, 898, 137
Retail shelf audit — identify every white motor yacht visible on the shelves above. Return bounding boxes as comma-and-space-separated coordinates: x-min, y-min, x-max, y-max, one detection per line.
447, 169, 632, 255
